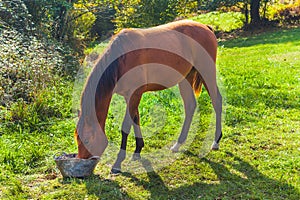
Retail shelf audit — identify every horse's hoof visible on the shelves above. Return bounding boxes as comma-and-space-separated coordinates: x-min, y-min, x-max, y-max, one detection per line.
132, 153, 141, 161
110, 168, 122, 174
170, 142, 181, 152
211, 141, 220, 150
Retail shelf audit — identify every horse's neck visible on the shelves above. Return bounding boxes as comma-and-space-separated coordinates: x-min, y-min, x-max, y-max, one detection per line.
80, 86, 113, 134
95, 90, 113, 131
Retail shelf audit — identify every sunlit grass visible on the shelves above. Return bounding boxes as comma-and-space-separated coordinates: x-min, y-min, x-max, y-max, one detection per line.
190, 11, 245, 32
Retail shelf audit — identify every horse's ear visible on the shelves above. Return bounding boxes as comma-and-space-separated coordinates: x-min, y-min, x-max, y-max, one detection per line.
206, 25, 214, 32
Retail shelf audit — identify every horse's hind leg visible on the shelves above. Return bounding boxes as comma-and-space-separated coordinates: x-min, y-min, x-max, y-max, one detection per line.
211, 87, 222, 150
171, 79, 196, 152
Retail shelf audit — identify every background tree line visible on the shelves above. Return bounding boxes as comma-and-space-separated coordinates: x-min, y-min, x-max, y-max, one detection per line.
1, 0, 299, 51
0, 0, 299, 111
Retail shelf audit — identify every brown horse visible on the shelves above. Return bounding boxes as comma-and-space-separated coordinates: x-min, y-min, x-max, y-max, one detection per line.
74, 20, 222, 174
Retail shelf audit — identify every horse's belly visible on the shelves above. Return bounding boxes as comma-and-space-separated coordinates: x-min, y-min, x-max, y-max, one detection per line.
114, 63, 184, 97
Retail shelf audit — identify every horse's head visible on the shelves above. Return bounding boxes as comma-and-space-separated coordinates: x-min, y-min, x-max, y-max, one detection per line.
75, 113, 108, 159
75, 128, 92, 159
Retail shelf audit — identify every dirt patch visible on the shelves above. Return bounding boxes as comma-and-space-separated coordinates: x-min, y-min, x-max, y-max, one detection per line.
45, 173, 58, 180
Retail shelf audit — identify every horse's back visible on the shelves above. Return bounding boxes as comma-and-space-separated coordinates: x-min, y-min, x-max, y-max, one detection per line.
112, 20, 218, 97
166, 20, 218, 61
117, 20, 216, 41
117, 20, 217, 62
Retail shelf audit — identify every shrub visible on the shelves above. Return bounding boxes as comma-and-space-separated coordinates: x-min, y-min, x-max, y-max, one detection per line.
267, 2, 300, 24
0, 0, 34, 33
0, 1, 80, 125
276, 5, 300, 24
0, 28, 68, 105
0, 29, 76, 125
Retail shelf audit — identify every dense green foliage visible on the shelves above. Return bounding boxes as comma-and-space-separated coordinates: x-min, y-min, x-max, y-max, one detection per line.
267, 1, 300, 24
0, 0, 78, 126
114, 0, 178, 31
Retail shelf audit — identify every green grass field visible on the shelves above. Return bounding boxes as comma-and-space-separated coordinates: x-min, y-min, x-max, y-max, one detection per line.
0, 26, 299, 199
190, 11, 245, 32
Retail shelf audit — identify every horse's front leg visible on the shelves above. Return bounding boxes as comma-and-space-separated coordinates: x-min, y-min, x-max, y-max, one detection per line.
111, 93, 143, 173
111, 108, 131, 174
111, 133, 129, 173
132, 109, 144, 161
128, 92, 144, 161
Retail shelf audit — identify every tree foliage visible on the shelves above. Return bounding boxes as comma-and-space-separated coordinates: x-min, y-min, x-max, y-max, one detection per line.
114, 0, 177, 30
0, 0, 298, 124
0, 0, 79, 112
205, 0, 283, 25
0, 0, 34, 32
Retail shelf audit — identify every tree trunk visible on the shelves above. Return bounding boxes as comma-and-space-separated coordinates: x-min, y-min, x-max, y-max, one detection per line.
244, 2, 249, 25
197, 0, 202, 10
250, 0, 261, 24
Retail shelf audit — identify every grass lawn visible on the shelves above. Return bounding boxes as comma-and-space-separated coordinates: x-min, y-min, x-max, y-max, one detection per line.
0, 27, 299, 199
190, 11, 245, 32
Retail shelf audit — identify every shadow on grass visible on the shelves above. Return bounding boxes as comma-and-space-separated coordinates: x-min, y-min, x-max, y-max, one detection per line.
220, 27, 300, 48
60, 174, 132, 199
122, 159, 170, 199
122, 152, 299, 199
60, 151, 299, 199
